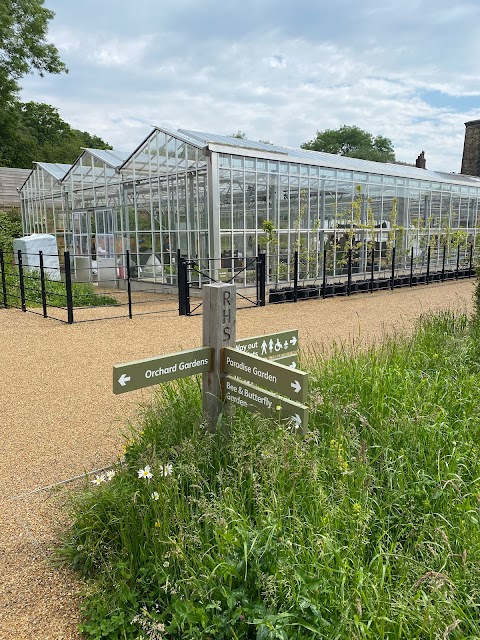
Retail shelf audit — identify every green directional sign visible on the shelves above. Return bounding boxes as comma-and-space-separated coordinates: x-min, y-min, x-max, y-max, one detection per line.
273, 354, 298, 369
224, 347, 308, 403
236, 329, 298, 359
113, 347, 212, 395
224, 376, 308, 434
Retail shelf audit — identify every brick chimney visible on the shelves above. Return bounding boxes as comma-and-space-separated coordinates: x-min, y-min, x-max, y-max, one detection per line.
461, 119, 480, 176
415, 151, 426, 169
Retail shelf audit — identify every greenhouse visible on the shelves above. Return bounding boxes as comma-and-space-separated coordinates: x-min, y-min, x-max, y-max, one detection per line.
19, 127, 480, 288
20, 162, 71, 254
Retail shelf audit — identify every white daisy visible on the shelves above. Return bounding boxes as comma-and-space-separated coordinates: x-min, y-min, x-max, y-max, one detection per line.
161, 463, 173, 477
138, 465, 153, 480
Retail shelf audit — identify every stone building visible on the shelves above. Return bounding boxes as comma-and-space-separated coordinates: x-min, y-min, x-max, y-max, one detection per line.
461, 120, 480, 177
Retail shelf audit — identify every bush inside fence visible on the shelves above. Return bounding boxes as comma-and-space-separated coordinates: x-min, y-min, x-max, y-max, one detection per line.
2, 263, 117, 308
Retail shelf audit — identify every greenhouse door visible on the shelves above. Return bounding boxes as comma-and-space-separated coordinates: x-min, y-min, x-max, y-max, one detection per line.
94, 209, 115, 257
72, 210, 92, 256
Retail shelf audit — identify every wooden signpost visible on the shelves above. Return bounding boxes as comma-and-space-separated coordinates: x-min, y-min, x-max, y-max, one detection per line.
113, 283, 309, 432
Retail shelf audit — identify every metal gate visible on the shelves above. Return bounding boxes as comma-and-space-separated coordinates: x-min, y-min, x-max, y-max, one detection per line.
178, 253, 266, 316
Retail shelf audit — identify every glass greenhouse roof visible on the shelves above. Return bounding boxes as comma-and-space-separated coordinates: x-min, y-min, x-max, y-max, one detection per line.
82, 148, 131, 168
34, 162, 72, 181
181, 129, 480, 188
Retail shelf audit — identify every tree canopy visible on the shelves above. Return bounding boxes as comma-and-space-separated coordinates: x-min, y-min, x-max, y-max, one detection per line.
301, 125, 396, 163
0, 0, 67, 103
0, 102, 112, 167
0, 2, 111, 167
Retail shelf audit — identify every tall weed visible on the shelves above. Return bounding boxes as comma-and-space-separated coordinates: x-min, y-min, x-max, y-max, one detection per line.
61, 313, 480, 639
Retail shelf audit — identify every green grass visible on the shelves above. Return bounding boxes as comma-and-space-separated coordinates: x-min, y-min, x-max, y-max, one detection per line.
60, 312, 480, 639
2, 264, 117, 308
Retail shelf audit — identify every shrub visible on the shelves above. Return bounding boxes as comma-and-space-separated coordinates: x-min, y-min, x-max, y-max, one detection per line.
0, 209, 22, 254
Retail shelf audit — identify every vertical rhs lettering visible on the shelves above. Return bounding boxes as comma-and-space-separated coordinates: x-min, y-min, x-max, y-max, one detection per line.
223, 290, 231, 340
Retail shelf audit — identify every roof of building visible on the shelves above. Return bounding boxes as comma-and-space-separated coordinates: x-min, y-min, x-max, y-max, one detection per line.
81, 148, 131, 167
34, 162, 72, 181
180, 129, 480, 188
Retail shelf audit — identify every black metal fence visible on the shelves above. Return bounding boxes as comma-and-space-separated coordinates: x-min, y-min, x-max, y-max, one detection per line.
267, 243, 476, 303
0, 249, 179, 323
178, 253, 265, 316
1, 243, 476, 322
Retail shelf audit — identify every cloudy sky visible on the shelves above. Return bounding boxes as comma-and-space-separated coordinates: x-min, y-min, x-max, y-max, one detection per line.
20, 0, 480, 172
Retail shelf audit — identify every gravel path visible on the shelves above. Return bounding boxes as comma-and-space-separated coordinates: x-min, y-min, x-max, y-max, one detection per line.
0, 280, 475, 639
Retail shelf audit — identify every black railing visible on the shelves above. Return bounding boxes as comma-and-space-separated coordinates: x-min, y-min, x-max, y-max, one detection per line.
179, 255, 263, 316
0, 249, 180, 323
266, 242, 476, 304
1, 243, 477, 320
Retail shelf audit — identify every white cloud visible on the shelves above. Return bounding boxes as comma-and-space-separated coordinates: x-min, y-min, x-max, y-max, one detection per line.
18, 1, 480, 172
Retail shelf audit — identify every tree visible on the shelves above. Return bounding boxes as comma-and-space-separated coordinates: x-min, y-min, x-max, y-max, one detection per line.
301, 125, 395, 163
0, 0, 67, 103
1, 102, 112, 167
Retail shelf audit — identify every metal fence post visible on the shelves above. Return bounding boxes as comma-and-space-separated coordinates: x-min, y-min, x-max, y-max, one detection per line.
64, 251, 74, 324
17, 250, 26, 312
126, 250, 133, 319
390, 247, 396, 290
409, 246, 414, 286
441, 243, 446, 282
293, 250, 299, 302
426, 245, 431, 285
469, 243, 473, 278
369, 246, 374, 293
322, 248, 327, 299
39, 251, 47, 318
347, 248, 352, 295
178, 255, 186, 316
0, 249, 7, 308
257, 253, 266, 306
456, 244, 460, 279
185, 262, 191, 316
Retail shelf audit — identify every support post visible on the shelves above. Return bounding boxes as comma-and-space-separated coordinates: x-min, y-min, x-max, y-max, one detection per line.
293, 250, 299, 302
18, 250, 26, 312
469, 243, 473, 278
390, 247, 396, 290
257, 253, 266, 307
64, 251, 74, 324
0, 249, 7, 308
39, 251, 47, 318
184, 262, 191, 316
347, 248, 352, 295
126, 250, 133, 319
178, 251, 187, 316
202, 283, 236, 429
426, 245, 431, 285
441, 243, 446, 282
322, 248, 327, 299
456, 244, 460, 279
410, 246, 414, 286
370, 246, 374, 293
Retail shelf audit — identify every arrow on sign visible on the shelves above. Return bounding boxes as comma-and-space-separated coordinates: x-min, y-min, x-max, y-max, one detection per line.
236, 330, 298, 359
119, 373, 131, 386
291, 414, 302, 428
290, 380, 301, 394
224, 347, 308, 403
